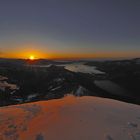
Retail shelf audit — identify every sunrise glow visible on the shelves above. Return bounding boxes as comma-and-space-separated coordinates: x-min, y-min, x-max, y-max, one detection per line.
29, 55, 35, 60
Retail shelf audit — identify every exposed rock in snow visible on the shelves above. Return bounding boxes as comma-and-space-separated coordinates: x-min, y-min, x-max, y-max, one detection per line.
0, 75, 19, 92
0, 75, 8, 81
127, 122, 138, 128
105, 135, 113, 140
53, 78, 65, 83
0, 81, 19, 91
26, 94, 38, 102
74, 86, 89, 96
51, 86, 62, 91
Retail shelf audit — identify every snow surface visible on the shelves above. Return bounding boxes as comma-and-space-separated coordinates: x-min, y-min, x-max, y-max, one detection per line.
0, 95, 140, 140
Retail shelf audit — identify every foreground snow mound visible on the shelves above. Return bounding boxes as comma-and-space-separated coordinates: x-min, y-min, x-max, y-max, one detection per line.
0, 96, 140, 140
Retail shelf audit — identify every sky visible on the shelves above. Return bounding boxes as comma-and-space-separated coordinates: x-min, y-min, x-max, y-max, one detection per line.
0, 0, 140, 59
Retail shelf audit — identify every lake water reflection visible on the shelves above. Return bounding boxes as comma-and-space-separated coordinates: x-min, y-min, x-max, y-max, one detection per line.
57, 63, 105, 74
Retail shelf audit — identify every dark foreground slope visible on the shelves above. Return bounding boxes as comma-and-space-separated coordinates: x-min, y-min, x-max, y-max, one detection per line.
86, 58, 140, 103
0, 58, 140, 106
0, 63, 109, 106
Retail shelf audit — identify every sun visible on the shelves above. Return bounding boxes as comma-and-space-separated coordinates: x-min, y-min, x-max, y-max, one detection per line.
29, 55, 35, 60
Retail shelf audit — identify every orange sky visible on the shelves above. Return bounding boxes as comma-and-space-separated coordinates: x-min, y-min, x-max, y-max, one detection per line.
0, 43, 139, 60
1, 50, 139, 60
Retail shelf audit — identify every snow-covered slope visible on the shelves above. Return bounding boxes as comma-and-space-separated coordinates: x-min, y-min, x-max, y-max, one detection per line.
0, 95, 140, 140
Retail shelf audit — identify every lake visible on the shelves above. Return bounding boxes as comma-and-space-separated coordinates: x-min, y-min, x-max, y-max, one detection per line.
57, 63, 105, 74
